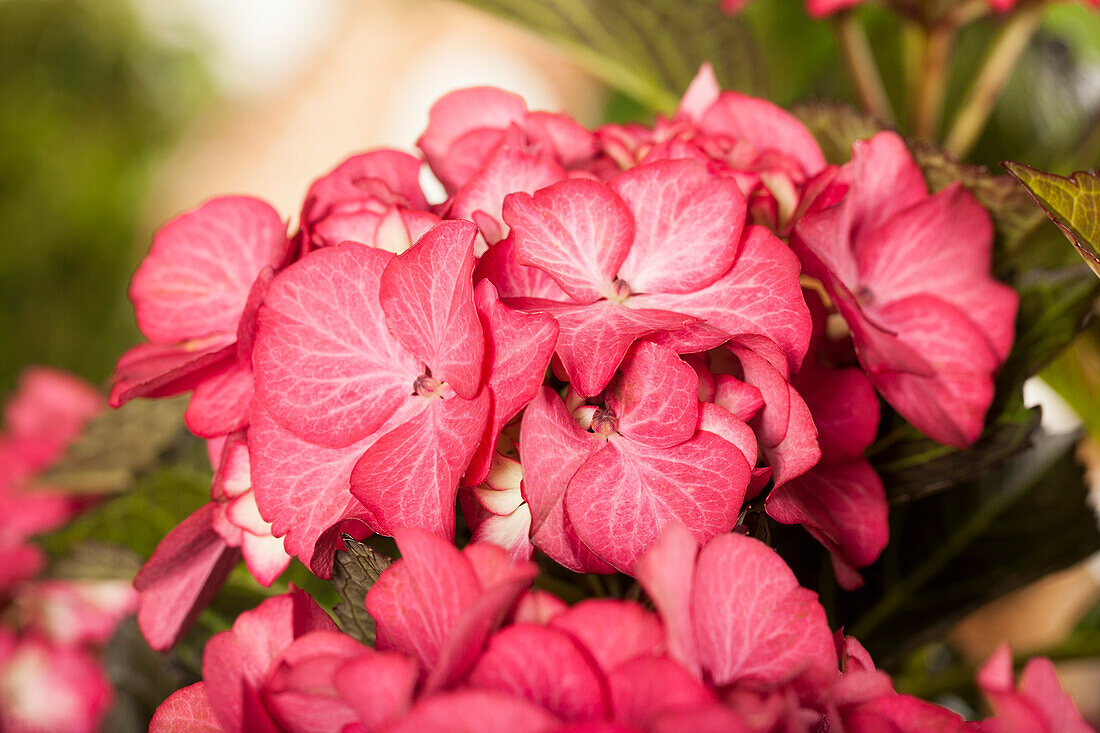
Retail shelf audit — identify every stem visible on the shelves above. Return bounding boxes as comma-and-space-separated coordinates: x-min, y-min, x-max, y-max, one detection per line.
912, 22, 955, 141
834, 10, 895, 123
944, 3, 1044, 159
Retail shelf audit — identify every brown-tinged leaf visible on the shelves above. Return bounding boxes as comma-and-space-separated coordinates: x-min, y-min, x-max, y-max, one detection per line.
331, 535, 394, 645
49, 540, 143, 580
1004, 162, 1100, 279
791, 101, 888, 165
35, 396, 187, 495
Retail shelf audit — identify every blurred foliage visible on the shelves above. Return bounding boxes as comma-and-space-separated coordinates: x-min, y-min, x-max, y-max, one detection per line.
0, 0, 211, 393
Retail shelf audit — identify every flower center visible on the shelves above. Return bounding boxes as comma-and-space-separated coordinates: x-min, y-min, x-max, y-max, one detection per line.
413, 373, 442, 398
608, 278, 632, 304
590, 407, 619, 437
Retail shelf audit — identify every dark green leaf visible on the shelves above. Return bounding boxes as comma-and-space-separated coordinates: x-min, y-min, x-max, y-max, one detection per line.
331, 535, 394, 645
450, 0, 762, 113
1004, 163, 1100, 279
841, 429, 1100, 667
35, 396, 188, 495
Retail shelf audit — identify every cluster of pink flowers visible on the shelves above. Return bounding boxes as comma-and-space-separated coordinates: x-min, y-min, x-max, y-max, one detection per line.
112, 65, 1020, 651
0, 369, 138, 732
150, 525, 1092, 733
720, 0, 1098, 18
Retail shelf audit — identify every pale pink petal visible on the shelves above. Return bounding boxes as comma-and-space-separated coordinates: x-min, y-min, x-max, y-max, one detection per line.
133, 503, 240, 651
608, 656, 717, 730
632, 226, 811, 373
566, 432, 750, 572
514, 591, 569, 625
611, 159, 746, 293
713, 375, 765, 422
547, 600, 665, 673
696, 403, 757, 467
1018, 657, 1094, 733
476, 234, 570, 301
302, 150, 428, 234
350, 391, 489, 538
691, 533, 837, 687
5, 368, 103, 449
150, 683, 223, 733
504, 179, 634, 304
676, 64, 720, 122
380, 220, 484, 398
254, 243, 418, 447
605, 341, 699, 448
467, 624, 611, 723
131, 196, 288, 343
241, 531, 292, 587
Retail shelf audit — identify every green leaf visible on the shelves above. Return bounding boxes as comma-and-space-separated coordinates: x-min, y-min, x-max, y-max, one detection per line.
48, 540, 142, 580
449, 0, 762, 113
791, 101, 887, 164
1004, 163, 1100, 279
100, 618, 196, 733
842, 429, 1100, 667
331, 535, 394, 645
35, 396, 188, 495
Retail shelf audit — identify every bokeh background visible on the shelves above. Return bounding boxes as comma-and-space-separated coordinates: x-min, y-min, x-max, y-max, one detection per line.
4, 0, 1100, 724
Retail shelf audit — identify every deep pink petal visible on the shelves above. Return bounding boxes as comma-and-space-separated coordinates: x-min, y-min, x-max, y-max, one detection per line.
698, 93, 826, 174
185, 360, 253, 438
467, 624, 611, 723
350, 390, 489, 538
109, 338, 236, 408
766, 459, 888, 588
518, 387, 610, 573
383, 690, 561, 733
611, 159, 746, 293
514, 590, 569, 625
302, 150, 428, 234
632, 226, 811, 373
1018, 657, 1093, 733
364, 527, 481, 673
713, 375, 765, 423
466, 279, 559, 485
418, 87, 528, 193
131, 196, 288, 343
516, 299, 697, 398
566, 432, 750, 572
632, 524, 701, 678
335, 651, 420, 732
691, 533, 837, 687
794, 365, 878, 459
606, 341, 699, 448
504, 179, 634, 305
249, 403, 380, 575
380, 220, 484, 397
149, 683, 223, 733
651, 705, 752, 733
547, 600, 665, 673
697, 403, 757, 468
262, 631, 366, 733
762, 382, 821, 487
846, 694, 967, 732
608, 656, 717, 730
133, 503, 241, 651
451, 146, 567, 245
476, 234, 570, 301
254, 243, 418, 447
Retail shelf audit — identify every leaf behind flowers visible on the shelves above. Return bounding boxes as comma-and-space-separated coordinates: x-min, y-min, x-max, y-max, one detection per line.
331, 535, 394, 645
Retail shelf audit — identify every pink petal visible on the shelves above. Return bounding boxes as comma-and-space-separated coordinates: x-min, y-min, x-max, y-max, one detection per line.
691, 533, 837, 687
253, 243, 418, 447
632, 524, 702, 678
262, 632, 366, 733
523, 111, 598, 168
766, 459, 888, 588
466, 279, 559, 486
566, 432, 750, 572
608, 656, 717, 729
476, 234, 570, 301
350, 390, 489, 538
383, 690, 561, 733
843, 131, 929, 246
249, 403, 381, 575
185, 360, 253, 438
676, 64, 720, 122
517, 299, 697, 398
697, 403, 757, 468
468, 504, 535, 563
698, 93, 826, 174
131, 196, 288, 344
632, 226, 811, 373
467, 624, 611, 723
302, 150, 427, 235
518, 388, 611, 573
418, 87, 529, 193
451, 146, 567, 245
846, 694, 967, 732
651, 705, 752, 733
335, 650, 420, 731
380, 220, 484, 398
1018, 657, 1094, 733
547, 600, 665, 673
713, 375, 765, 422
855, 183, 1017, 361
365, 528, 481, 673
794, 365, 878, 459
514, 590, 569, 625
241, 531, 293, 587
606, 341, 699, 448
5, 368, 103, 449
504, 179, 634, 305
109, 338, 236, 408
611, 159, 746, 293
865, 294, 999, 447
133, 503, 241, 651
150, 683, 223, 733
